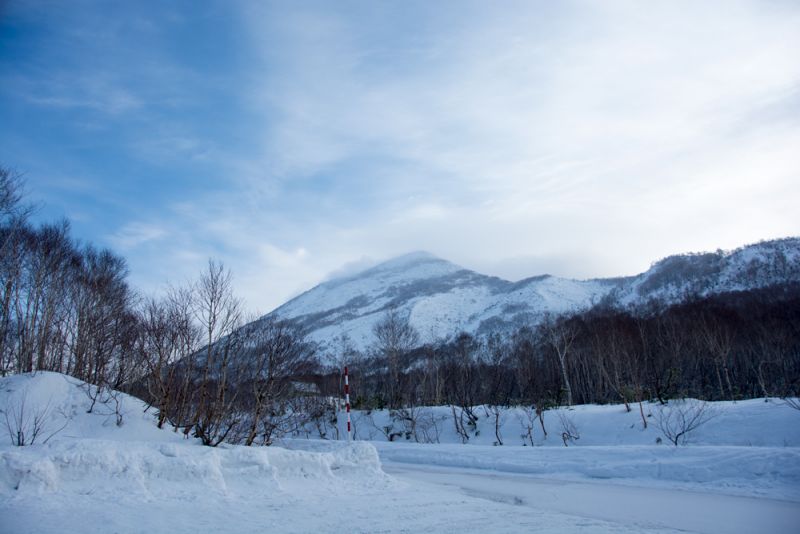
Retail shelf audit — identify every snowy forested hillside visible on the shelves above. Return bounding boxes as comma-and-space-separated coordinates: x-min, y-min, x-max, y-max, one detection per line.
264, 238, 800, 358
270, 251, 614, 355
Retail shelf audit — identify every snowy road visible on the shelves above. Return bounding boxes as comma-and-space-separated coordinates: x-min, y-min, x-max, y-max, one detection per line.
383, 462, 800, 534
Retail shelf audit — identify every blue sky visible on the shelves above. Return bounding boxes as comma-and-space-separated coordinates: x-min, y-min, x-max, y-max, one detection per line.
2, 0, 799, 313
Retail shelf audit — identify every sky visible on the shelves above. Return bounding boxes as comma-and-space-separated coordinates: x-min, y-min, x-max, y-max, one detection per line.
1, 0, 799, 314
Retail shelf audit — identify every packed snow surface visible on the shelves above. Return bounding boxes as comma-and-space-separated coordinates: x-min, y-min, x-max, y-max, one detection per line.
2, 372, 799, 533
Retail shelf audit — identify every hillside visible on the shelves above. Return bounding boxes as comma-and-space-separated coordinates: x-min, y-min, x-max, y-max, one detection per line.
611, 237, 800, 307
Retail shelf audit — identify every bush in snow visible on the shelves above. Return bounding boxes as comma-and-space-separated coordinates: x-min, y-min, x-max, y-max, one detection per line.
391, 406, 443, 443
557, 409, 580, 446
655, 399, 715, 446
82, 382, 125, 427
3, 389, 68, 446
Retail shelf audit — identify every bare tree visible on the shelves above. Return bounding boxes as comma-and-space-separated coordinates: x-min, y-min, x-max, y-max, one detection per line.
242, 318, 313, 445
698, 312, 736, 400
9, 221, 74, 374
541, 315, 579, 406
487, 404, 505, 445
444, 332, 481, 436
450, 405, 470, 444
591, 317, 633, 411
191, 260, 244, 446
0, 166, 33, 257
510, 327, 540, 406
162, 285, 201, 432
139, 291, 201, 429
0, 168, 28, 372
420, 341, 444, 406
67, 245, 140, 413
372, 307, 419, 408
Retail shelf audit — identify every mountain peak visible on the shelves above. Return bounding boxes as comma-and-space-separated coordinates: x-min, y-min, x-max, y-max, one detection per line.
321, 251, 454, 286
372, 250, 443, 269
348, 250, 462, 282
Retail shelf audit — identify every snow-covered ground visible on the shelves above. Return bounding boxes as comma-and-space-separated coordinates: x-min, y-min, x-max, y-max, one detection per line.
2, 372, 799, 533
335, 398, 800, 447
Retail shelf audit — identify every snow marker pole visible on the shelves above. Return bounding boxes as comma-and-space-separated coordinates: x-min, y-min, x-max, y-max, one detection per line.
344, 366, 351, 441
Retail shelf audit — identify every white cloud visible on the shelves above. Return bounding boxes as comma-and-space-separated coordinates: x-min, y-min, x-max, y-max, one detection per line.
107, 0, 800, 312
109, 222, 167, 250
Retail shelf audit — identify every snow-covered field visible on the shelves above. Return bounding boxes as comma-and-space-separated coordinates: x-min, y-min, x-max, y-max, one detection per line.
2, 372, 799, 533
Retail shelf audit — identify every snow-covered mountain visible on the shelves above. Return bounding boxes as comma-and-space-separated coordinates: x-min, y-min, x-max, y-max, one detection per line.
265, 238, 800, 358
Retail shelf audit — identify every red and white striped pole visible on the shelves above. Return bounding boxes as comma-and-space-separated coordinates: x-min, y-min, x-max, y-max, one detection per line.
344, 366, 351, 442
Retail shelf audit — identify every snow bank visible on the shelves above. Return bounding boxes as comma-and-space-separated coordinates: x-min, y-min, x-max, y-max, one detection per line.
0, 372, 387, 501
0, 439, 385, 499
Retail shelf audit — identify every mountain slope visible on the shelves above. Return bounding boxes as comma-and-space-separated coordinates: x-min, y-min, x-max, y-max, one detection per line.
262, 238, 800, 360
